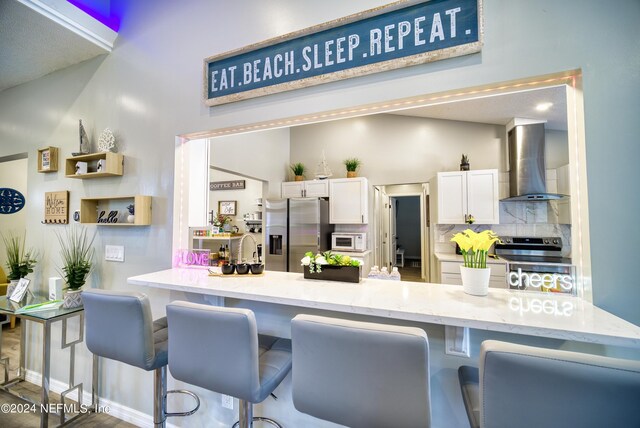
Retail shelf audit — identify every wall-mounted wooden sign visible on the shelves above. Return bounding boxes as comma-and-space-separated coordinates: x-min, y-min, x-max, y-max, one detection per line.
210, 180, 246, 191
204, 0, 482, 106
44, 191, 69, 224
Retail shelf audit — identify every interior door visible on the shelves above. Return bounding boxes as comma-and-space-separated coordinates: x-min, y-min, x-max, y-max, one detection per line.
390, 197, 397, 268
373, 187, 382, 268
382, 192, 390, 270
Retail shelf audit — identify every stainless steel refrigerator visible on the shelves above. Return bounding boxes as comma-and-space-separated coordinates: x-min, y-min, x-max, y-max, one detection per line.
265, 198, 333, 273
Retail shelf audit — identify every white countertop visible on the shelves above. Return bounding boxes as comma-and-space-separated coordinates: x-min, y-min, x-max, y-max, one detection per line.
435, 252, 507, 264
128, 268, 640, 349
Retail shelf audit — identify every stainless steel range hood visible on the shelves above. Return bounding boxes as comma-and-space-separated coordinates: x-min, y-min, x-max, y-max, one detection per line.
503, 123, 567, 201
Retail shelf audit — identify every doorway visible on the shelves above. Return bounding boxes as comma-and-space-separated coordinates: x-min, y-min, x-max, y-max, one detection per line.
391, 196, 422, 281
375, 183, 429, 282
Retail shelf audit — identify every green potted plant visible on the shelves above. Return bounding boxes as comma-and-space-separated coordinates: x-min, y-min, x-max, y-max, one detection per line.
301, 251, 362, 283
460, 154, 470, 171
212, 212, 232, 233
344, 158, 361, 178
290, 162, 305, 181
1, 231, 37, 295
56, 227, 96, 308
450, 229, 500, 296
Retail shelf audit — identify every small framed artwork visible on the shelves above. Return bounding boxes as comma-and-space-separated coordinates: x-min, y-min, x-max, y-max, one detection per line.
10, 278, 31, 303
218, 200, 237, 216
37, 146, 59, 173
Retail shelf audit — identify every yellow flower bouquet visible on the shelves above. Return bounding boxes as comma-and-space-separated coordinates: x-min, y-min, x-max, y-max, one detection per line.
451, 229, 500, 269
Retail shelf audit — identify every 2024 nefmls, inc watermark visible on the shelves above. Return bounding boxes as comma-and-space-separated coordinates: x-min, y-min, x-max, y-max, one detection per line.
0, 402, 111, 415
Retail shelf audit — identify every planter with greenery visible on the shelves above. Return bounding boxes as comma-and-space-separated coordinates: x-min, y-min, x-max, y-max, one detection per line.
56, 227, 96, 308
1, 231, 37, 295
290, 162, 305, 181
343, 158, 361, 178
301, 251, 362, 283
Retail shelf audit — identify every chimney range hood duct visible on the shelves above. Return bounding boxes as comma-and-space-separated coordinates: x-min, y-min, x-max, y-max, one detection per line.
503, 123, 566, 201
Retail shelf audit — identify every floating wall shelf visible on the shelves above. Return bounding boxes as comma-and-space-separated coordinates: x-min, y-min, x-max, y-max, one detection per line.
65, 152, 124, 179
80, 195, 151, 226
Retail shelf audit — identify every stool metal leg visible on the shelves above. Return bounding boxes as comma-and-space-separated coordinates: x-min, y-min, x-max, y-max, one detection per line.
154, 366, 167, 427
232, 400, 283, 428
239, 400, 252, 428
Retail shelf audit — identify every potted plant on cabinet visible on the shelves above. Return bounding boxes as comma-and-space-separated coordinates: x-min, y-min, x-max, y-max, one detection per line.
450, 229, 500, 296
290, 162, 305, 181
344, 158, 361, 178
1, 231, 38, 296
56, 226, 95, 309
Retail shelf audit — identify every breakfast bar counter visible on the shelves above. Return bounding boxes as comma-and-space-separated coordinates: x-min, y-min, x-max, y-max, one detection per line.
128, 268, 640, 349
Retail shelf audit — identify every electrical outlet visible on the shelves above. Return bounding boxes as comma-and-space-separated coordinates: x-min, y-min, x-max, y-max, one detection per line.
105, 245, 125, 262
221, 394, 233, 410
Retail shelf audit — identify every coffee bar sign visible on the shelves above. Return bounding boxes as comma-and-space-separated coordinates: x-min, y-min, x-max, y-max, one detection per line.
204, 0, 482, 106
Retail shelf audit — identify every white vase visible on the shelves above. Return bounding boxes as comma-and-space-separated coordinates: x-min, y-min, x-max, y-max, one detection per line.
63, 289, 83, 309
460, 266, 491, 296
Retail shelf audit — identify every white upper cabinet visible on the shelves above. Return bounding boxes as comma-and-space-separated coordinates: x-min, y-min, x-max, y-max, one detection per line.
281, 180, 329, 198
329, 177, 368, 224
435, 169, 499, 224
304, 180, 330, 197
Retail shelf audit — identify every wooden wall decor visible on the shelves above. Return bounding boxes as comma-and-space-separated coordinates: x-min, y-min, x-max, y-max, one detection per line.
38, 146, 59, 172
43, 191, 69, 224
204, 0, 483, 106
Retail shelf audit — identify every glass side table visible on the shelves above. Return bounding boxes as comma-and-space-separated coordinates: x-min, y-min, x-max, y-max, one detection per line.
0, 295, 90, 427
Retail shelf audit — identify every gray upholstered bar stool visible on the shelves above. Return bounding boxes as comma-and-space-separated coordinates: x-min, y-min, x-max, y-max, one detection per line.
83, 289, 200, 427
166, 301, 292, 428
291, 314, 432, 428
458, 340, 640, 428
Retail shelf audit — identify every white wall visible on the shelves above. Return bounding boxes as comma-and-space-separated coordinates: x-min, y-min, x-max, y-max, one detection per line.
0, 157, 28, 270
0, 0, 639, 426
209, 128, 290, 199
291, 114, 504, 185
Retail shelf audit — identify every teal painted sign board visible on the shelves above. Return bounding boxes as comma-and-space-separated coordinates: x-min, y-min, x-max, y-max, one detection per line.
204, 0, 482, 106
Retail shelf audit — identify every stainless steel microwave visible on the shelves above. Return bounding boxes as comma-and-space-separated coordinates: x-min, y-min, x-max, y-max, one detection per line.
331, 233, 366, 252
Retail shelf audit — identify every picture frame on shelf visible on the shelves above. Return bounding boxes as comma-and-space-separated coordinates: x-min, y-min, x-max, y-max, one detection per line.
218, 200, 236, 216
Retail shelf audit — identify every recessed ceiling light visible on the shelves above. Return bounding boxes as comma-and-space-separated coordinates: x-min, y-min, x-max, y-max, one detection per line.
536, 102, 553, 111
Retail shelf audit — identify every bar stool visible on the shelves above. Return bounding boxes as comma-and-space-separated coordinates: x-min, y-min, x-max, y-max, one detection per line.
166, 301, 292, 428
291, 314, 431, 428
458, 340, 640, 428
83, 289, 200, 427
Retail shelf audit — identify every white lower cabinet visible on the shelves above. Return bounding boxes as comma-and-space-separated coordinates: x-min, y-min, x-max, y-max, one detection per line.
439, 260, 506, 288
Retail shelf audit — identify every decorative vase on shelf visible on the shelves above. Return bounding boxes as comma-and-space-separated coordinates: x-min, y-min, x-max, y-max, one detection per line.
294, 175, 304, 182
223, 223, 232, 232
460, 266, 491, 296
62, 289, 83, 309
347, 171, 357, 178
